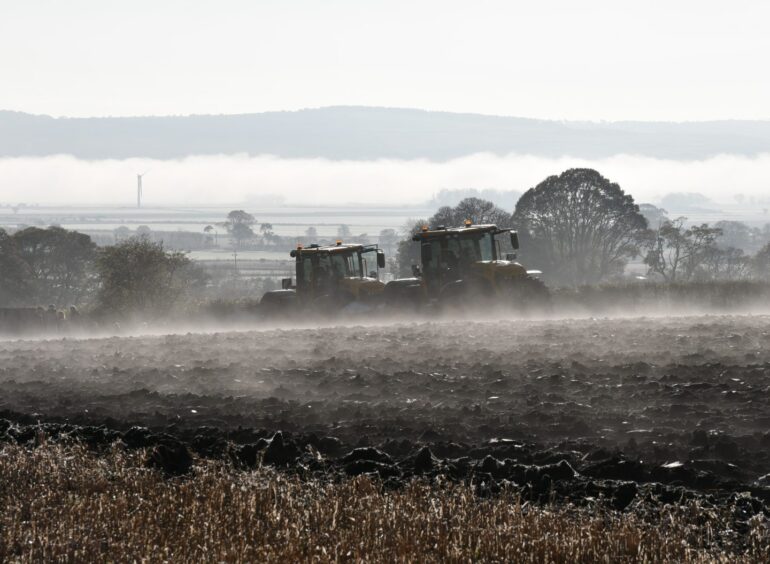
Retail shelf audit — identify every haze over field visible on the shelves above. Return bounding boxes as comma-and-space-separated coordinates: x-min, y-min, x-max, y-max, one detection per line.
2, 149, 770, 207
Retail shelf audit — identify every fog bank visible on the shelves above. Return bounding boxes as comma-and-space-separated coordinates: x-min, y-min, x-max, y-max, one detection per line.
1, 152, 769, 207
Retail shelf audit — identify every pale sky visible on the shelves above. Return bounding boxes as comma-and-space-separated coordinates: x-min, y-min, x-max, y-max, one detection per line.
2, 0, 769, 121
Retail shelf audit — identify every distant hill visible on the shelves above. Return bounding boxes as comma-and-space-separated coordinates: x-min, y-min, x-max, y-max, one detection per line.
2, 106, 770, 160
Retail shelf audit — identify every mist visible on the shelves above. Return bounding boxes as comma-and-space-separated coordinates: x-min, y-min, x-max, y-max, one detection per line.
1, 152, 770, 208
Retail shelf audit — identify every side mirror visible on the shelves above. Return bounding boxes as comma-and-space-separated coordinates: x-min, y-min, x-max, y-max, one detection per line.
411, 264, 422, 277
289, 250, 297, 258
281, 278, 292, 290
369, 270, 378, 279
510, 231, 520, 250
505, 252, 517, 261
421, 243, 432, 264
377, 249, 386, 269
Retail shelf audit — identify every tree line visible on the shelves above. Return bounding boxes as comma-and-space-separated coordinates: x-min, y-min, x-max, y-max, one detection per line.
397, 168, 770, 287
4, 168, 770, 315
0, 227, 205, 317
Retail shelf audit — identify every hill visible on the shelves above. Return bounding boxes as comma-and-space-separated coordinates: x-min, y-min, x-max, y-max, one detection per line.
2, 106, 770, 160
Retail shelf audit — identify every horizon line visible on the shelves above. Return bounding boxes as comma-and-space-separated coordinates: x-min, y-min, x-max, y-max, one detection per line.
3, 105, 770, 125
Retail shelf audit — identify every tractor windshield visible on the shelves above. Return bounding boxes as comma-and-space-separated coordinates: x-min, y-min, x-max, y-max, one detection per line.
419, 230, 496, 291
318, 251, 361, 279
445, 231, 495, 266
297, 250, 362, 291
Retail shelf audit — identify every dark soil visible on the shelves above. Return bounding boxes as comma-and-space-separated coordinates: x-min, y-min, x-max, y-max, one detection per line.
2, 315, 770, 525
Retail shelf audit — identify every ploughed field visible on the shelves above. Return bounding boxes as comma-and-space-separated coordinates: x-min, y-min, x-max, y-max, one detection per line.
2, 315, 770, 560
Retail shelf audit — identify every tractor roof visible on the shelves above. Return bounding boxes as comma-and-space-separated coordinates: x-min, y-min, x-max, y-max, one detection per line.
412, 224, 508, 241
290, 242, 374, 258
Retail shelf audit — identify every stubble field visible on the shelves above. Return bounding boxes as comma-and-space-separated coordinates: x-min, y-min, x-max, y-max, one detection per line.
1, 314, 769, 561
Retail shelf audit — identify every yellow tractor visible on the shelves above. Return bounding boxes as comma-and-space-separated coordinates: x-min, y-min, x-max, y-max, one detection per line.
260, 241, 387, 314
384, 221, 548, 311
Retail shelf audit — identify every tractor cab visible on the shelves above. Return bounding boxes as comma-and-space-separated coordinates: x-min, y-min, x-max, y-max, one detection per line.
411, 221, 527, 296
278, 241, 386, 305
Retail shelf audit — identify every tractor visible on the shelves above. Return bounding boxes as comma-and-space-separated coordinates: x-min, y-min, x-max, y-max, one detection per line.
260, 241, 387, 314
384, 220, 548, 312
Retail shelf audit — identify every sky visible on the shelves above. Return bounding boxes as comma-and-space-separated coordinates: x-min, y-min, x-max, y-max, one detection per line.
2, 0, 769, 121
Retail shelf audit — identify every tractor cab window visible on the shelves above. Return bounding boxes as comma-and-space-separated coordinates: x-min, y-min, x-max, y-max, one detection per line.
297, 255, 314, 288
477, 232, 495, 261
447, 232, 495, 266
443, 238, 462, 269
320, 252, 360, 279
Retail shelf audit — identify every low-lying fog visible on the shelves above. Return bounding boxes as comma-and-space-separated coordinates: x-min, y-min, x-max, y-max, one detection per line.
4, 304, 770, 343
2, 152, 770, 207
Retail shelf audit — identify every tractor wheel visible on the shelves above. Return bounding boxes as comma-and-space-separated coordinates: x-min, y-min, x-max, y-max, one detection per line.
383, 282, 423, 312
259, 290, 297, 317
503, 276, 551, 315
439, 278, 494, 316
312, 292, 354, 316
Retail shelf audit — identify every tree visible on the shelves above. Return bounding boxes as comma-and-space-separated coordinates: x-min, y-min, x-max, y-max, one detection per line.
337, 224, 352, 240
203, 225, 216, 246
513, 169, 648, 286
113, 226, 132, 242
378, 228, 400, 255
136, 225, 152, 238
393, 197, 513, 278
304, 226, 318, 241
0, 229, 32, 306
95, 237, 205, 317
395, 220, 428, 277
12, 226, 97, 305
754, 243, 770, 279
644, 218, 723, 282
638, 204, 668, 229
430, 197, 512, 228
260, 223, 276, 245
225, 210, 256, 248
714, 221, 753, 251
701, 246, 751, 280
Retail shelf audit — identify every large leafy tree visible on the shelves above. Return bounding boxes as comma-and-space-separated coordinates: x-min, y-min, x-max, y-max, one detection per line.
513, 168, 647, 286
0, 229, 33, 306
12, 226, 97, 305
95, 237, 206, 317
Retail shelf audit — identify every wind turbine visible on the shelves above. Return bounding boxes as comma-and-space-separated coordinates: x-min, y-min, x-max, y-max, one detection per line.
136, 170, 149, 208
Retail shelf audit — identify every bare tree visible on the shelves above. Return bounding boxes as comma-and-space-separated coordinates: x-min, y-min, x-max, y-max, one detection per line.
701, 246, 751, 280
430, 197, 512, 227
644, 218, 723, 282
